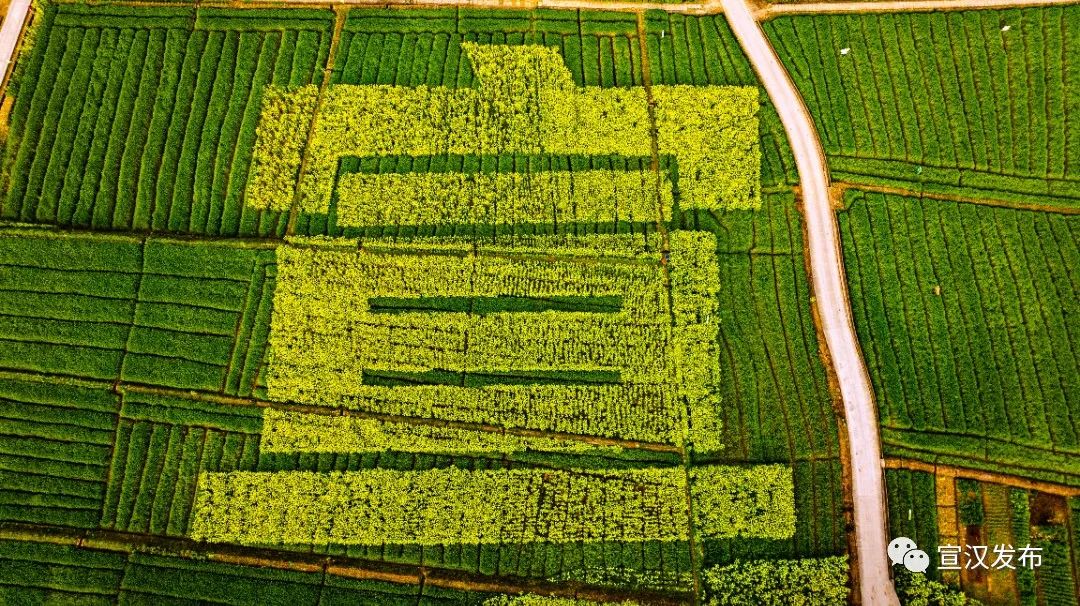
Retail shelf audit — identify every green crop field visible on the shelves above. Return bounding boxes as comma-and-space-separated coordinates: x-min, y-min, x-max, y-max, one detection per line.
839, 190, 1080, 485
765, 7, 1080, 207
0, 3, 848, 604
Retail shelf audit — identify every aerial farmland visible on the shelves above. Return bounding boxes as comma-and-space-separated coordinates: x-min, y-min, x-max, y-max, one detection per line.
0, 1, 1074, 605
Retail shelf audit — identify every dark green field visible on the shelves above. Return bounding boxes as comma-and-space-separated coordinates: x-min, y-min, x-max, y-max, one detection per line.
839, 190, 1079, 485
765, 7, 1079, 208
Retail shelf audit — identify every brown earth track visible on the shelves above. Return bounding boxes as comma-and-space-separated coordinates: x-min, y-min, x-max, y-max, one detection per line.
0, 522, 692, 605
832, 181, 1080, 215
634, 12, 704, 603
884, 458, 1080, 497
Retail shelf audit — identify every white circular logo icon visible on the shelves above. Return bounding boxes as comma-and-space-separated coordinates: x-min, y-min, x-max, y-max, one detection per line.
888, 536, 917, 566
903, 549, 930, 573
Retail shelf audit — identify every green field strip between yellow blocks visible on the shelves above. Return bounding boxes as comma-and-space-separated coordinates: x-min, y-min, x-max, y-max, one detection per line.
191, 464, 794, 546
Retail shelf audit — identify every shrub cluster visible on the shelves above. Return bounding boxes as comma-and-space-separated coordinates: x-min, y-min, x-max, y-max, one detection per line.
669, 231, 723, 453
701, 556, 849, 605
691, 465, 796, 539
336, 169, 671, 227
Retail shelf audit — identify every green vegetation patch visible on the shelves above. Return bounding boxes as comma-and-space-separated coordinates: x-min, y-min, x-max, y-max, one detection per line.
701, 556, 849, 606
691, 465, 796, 540
0, 3, 334, 237
0, 373, 119, 529
765, 7, 1080, 206
193, 467, 692, 545
0, 536, 522, 605
193, 463, 794, 546
0, 229, 275, 395
840, 190, 1080, 484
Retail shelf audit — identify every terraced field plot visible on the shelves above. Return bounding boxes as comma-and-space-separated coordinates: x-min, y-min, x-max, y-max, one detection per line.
0, 3, 849, 604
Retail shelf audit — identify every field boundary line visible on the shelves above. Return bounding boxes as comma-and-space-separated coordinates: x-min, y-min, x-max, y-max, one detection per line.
0, 365, 681, 453
53, 0, 724, 16
0, 523, 691, 605
758, 0, 1080, 18
883, 458, 1080, 497
49, 0, 1080, 16
833, 181, 1080, 215
635, 11, 704, 604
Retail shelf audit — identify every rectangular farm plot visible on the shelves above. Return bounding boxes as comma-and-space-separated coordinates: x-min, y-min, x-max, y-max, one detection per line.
266, 233, 721, 452
192, 464, 794, 546
0, 229, 276, 395
840, 191, 1080, 485
260, 409, 622, 456
0, 4, 334, 237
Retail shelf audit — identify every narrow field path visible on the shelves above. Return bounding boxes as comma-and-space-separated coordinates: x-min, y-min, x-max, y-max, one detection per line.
274, 0, 717, 14
884, 458, 1080, 498
719, 0, 898, 603
270, 0, 1079, 13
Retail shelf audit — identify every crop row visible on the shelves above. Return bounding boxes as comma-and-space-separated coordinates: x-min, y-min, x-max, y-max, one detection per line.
765, 8, 1080, 206
100, 391, 262, 537
676, 193, 846, 563
268, 235, 722, 450
669, 231, 723, 453
0, 229, 275, 396
0, 366, 693, 586
193, 464, 794, 546
0, 537, 556, 605
641, 13, 797, 188
0, 6, 782, 238
193, 467, 690, 545
0, 374, 118, 530
884, 469, 941, 578
839, 191, 1080, 484
0, 366, 694, 586
335, 168, 670, 227
260, 408, 624, 456
0, 5, 333, 237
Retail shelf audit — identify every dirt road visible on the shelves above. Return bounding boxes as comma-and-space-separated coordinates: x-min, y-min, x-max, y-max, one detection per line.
0, 0, 29, 91
718, 0, 899, 603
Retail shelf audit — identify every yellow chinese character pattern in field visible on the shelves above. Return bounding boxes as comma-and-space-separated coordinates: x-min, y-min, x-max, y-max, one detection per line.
265, 234, 718, 450
244, 43, 760, 222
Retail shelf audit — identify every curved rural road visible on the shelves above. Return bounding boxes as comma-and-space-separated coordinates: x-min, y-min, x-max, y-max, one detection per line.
719, 0, 899, 604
